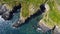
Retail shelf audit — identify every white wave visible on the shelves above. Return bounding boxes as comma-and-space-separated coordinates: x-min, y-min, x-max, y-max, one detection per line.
0, 15, 5, 22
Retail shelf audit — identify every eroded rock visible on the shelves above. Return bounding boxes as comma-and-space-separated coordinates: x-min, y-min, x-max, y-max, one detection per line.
0, 4, 9, 15
1, 3, 21, 20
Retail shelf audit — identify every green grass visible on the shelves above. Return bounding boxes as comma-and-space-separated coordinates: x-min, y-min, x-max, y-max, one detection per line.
20, 0, 45, 18
43, 0, 60, 27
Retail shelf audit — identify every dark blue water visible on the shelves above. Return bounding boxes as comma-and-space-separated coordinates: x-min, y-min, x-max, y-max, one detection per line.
0, 11, 51, 34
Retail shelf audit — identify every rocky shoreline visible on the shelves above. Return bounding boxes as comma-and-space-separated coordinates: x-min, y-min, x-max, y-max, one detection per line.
37, 19, 60, 34
0, 3, 21, 20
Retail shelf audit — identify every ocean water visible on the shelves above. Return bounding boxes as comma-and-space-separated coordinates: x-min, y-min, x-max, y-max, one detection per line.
0, 11, 51, 34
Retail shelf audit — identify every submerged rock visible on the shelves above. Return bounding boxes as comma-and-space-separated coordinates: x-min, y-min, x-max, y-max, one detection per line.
12, 17, 25, 28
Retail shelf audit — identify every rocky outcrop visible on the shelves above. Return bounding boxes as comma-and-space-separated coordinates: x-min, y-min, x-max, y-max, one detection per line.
0, 4, 9, 15
53, 26, 60, 34
0, 3, 21, 20
37, 20, 50, 32
38, 19, 60, 34
0, 4, 12, 20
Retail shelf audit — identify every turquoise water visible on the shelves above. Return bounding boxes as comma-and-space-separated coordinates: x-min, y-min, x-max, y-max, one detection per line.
0, 11, 51, 34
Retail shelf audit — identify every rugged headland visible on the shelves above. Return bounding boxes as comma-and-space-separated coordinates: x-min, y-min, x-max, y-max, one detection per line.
0, 0, 60, 34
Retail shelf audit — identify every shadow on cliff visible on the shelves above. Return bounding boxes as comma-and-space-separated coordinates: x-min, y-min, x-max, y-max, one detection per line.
11, 4, 21, 13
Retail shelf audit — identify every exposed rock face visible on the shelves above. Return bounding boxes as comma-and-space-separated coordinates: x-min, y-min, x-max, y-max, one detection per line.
0, 3, 21, 20
0, 4, 8, 15
2, 11, 13, 20
0, 4, 13, 20
38, 20, 60, 34
44, 25, 60, 34
45, 4, 50, 11
53, 26, 60, 34
37, 20, 50, 32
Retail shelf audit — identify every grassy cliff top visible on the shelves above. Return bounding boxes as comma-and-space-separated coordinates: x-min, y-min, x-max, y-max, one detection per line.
20, 0, 45, 18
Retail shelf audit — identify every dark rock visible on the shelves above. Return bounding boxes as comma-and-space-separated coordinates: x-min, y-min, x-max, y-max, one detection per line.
45, 25, 60, 34
40, 4, 46, 12
12, 19, 24, 28
1, 4, 21, 20
2, 11, 13, 20
12, 4, 21, 13
52, 25, 56, 31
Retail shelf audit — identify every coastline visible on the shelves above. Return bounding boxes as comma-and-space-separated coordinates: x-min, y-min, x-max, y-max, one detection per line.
37, 19, 51, 32
37, 19, 60, 34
